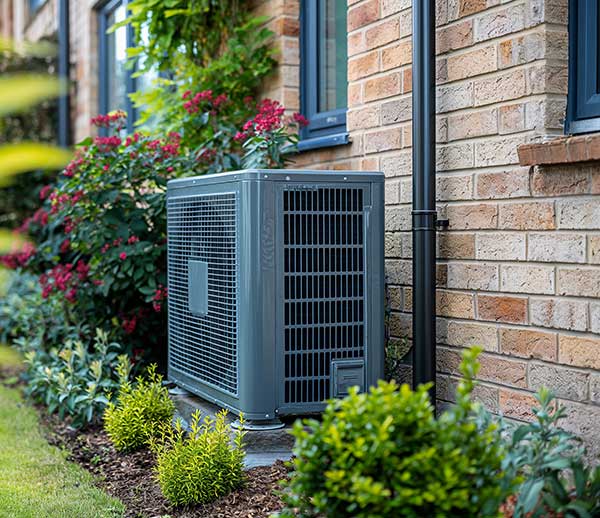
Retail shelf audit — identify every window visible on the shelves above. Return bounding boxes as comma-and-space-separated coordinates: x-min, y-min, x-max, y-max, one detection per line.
29, 0, 45, 15
98, 0, 134, 132
299, 0, 349, 150
566, 0, 600, 134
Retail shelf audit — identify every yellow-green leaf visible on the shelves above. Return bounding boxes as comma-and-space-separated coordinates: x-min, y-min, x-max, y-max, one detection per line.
0, 229, 28, 254
0, 37, 56, 57
0, 74, 66, 116
0, 143, 72, 184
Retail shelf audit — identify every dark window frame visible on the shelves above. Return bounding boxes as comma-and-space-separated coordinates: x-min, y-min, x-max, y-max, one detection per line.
97, 0, 137, 133
28, 0, 46, 16
566, 0, 600, 134
299, 0, 349, 151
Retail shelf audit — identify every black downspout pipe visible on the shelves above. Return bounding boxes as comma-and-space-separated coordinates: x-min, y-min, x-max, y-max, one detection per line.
412, 0, 437, 401
58, 0, 71, 147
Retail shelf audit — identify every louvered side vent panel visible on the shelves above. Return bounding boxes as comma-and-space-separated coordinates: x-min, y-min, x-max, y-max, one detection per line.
283, 188, 366, 404
167, 193, 238, 396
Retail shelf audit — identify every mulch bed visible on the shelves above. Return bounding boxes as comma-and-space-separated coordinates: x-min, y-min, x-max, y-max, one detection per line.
41, 415, 288, 518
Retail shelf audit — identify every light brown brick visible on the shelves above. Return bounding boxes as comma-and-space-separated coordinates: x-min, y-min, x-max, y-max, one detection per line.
475, 135, 525, 167
364, 73, 401, 101
385, 232, 402, 256
381, 151, 411, 178
499, 202, 555, 230
498, 32, 545, 69
447, 45, 497, 81
437, 290, 476, 319
557, 199, 600, 230
348, 31, 366, 56
479, 354, 528, 388
365, 18, 400, 49
437, 20, 473, 54
559, 335, 600, 370
437, 174, 473, 201
381, 0, 411, 17
442, 320, 499, 351
456, 0, 487, 18
364, 127, 402, 153
532, 166, 590, 197
437, 142, 474, 171
474, 4, 525, 42
529, 363, 589, 401
446, 203, 498, 230
348, 83, 362, 106
389, 311, 412, 338
382, 40, 411, 71
447, 262, 499, 291
448, 108, 497, 141
348, 51, 379, 81
385, 259, 412, 285
384, 206, 411, 231
476, 168, 530, 199
348, 0, 379, 31
474, 69, 527, 106
437, 347, 462, 375
499, 389, 538, 421
500, 328, 557, 361
528, 233, 586, 263
437, 82, 474, 113
499, 103, 525, 134
478, 295, 528, 324
476, 233, 526, 260
438, 233, 476, 259
559, 401, 600, 459
347, 105, 380, 131
501, 264, 555, 295
557, 268, 600, 298
530, 298, 589, 332
381, 97, 412, 125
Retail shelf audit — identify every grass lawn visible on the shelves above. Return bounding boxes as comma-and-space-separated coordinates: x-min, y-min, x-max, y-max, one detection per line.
0, 345, 125, 518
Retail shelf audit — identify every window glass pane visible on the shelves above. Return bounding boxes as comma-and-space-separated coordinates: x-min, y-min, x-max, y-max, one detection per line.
318, 0, 347, 113
105, 4, 128, 113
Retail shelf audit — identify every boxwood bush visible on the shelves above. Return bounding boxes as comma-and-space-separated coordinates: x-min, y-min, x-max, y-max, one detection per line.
104, 364, 175, 452
279, 348, 513, 518
152, 410, 245, 506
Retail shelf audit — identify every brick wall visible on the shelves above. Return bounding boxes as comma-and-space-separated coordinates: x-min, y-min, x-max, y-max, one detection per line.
255, 0, 600, 455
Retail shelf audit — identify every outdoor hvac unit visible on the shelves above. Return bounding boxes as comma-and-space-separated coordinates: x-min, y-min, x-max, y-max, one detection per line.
167, 170, 385, 422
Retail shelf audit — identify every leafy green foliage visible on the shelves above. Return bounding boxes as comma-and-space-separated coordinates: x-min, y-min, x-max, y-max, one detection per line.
152, 410, 245, 506
23, 329, 129, 428
503, 388, 600, 518
116, 0, 243, 71
279, 348, 512, 518
104, 364, 175, 452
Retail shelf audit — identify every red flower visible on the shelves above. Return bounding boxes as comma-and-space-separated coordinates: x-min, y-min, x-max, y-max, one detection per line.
122, 315, 137, 334
292, 112, 309, 127
60, 239, 71, 253
119, 252, 127, 261
127, 235, 139, 245
39, 185, 53, 200
65, 288, 77, 303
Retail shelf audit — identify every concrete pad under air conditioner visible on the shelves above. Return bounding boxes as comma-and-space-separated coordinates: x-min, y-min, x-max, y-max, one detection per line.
170, 388, 294, 469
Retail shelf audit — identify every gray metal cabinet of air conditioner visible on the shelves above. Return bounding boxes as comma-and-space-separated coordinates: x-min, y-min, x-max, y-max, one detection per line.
166, 169, 385, 422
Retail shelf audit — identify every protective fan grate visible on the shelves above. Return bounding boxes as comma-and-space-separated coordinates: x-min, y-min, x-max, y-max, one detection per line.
282, 187, 366, 404
167, 193, 238, 396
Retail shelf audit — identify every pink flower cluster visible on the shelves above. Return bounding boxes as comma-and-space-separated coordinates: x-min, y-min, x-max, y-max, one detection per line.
39, 260, 90, 302
182, 89, 214, 114
0, 242, 36, 270
234, 99, 309, 143
94, 135, 122, 153
152, 284, 168, 312
91, 111, 127, 128
63, 156, 85, 178
122, 315, 137, 335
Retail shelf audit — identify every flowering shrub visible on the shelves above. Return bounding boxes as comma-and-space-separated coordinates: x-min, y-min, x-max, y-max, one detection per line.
19, 111, 194, 359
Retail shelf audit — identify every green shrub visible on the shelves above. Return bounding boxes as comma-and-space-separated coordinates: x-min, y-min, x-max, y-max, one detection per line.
504, 387, 600, 518
104, 364, 175, 452
279, 348, 512, 518
23, 328, 128, 428
152, 410, 245, 506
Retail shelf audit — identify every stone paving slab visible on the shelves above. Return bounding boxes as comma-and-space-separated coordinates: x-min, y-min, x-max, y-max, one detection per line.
170, 389, 295, 469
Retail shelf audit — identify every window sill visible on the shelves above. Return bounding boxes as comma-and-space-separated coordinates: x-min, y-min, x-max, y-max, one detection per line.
518, 133, 600, 167
297, 132, 350, 152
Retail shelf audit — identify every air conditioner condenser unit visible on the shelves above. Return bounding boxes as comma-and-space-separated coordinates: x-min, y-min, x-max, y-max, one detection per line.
167, 170, 385, 423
